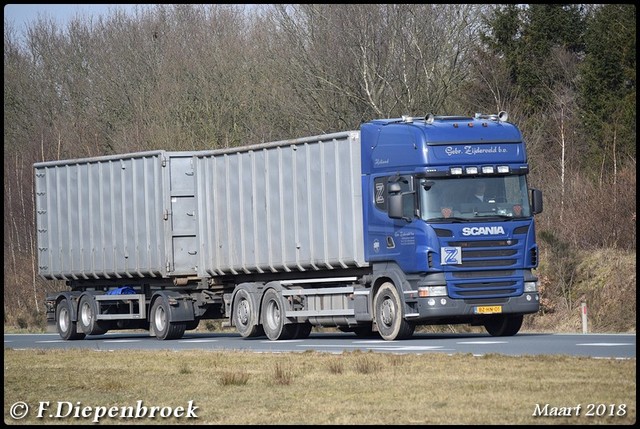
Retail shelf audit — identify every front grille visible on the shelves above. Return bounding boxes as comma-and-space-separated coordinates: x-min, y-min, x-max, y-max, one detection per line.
455, 281, 518, 297
449, 239, 518, 247
461, 259, 517, 268
464, 249, 517, 258
453, 270, 515, 278
448, 272, 523, 299
444, 238, 525, 299
530, 247, 538, 266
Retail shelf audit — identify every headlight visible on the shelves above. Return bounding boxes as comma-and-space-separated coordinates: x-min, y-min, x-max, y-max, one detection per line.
524, 281, 538, 292
418, 286, 447, 297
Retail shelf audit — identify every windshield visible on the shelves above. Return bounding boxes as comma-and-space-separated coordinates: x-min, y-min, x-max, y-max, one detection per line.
419, 176, 531, 221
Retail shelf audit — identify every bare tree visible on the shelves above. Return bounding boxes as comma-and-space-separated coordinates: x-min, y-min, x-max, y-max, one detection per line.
265, 4, 482, 131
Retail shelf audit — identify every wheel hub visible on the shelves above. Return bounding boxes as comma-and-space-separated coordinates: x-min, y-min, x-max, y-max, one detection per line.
381, 299, 394, 327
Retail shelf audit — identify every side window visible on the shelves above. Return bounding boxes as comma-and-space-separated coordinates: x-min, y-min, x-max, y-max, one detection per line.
374, 175, 414, 217
374, 177, 387, 211
398, 178, 414, 218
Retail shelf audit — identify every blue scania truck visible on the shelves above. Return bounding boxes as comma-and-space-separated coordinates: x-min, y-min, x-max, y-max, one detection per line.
37, 112, 542, 341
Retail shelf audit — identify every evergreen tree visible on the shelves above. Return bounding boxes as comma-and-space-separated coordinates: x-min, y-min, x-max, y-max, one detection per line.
579, 4, 636, 172
481, 4, 586, 114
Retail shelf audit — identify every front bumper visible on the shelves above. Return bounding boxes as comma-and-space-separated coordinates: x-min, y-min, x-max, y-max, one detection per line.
405, 292, 539, 322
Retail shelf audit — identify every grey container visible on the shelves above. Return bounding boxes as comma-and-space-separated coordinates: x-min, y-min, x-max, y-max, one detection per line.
35, 151, 169, 280
34, 131, 367, 281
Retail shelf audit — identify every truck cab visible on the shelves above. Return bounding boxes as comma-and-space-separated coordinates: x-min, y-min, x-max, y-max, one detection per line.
360, 113, 543, 337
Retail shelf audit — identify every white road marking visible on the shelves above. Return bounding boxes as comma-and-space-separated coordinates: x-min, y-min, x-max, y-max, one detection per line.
576, 343, 633, 347
297, 344, 446, 351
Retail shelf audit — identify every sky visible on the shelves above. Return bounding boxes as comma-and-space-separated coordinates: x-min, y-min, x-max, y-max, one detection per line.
4, 4, 140, 33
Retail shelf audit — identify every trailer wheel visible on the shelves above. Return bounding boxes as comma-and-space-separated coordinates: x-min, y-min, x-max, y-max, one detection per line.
374, 282, 415, 341
483, 314, 523, 336
233, 289, 263, 338
78, 294, 108, 336
151, 297, 186, 340
261, 289, 295, 341
56, 298, 85, 341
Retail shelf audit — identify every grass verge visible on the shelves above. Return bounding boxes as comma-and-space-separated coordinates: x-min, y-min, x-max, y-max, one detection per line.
3, 348, 636, 425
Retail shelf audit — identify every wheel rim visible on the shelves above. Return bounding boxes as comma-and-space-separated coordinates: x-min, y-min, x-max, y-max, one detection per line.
265, 300, 280, 331
237, 299, 250, 327
81, 302, 92, 326
154, 304, 167, 332
59, 306, 70, 333
380, 297, 395, 329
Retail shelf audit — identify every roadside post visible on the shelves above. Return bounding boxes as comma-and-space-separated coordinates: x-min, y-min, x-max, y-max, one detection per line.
580, 300, 588, 334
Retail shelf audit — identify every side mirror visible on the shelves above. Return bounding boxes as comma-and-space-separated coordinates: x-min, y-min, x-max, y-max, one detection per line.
388, 182, 414, 221
531, 188, 543, 214
388, 183, 403, 219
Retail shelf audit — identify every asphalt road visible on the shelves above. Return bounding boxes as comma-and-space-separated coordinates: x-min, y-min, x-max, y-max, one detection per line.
4, 331, 636, 359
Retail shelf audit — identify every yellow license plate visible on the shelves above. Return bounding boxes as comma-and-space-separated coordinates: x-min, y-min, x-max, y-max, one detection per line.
475, 305, 502, 314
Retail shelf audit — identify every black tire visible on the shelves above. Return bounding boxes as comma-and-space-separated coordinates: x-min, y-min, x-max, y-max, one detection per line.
78, 294, 108, 336
338, 324, 378, 338
56, 298, 85, 341
484, 314, 523, 336
374, 282, 415, 341
150, 297, 186, 340
292, 322, 313, 339
233, 289, 263, 338
185, 319, 200, 331
261, 289, 295, 341
353, 324, 378, 338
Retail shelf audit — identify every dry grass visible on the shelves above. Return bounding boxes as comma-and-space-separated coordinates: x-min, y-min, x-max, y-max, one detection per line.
3, 348, 635, 425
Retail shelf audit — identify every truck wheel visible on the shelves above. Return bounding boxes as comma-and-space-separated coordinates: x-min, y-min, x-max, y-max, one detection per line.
233, 289, 263, 338
374, 282, 415, 341
353, 324, 377, 338
56, 298, 85, 340
261, 289, 295, 341
78, 294, 108, 336
484, 314, 523, 336
292, 322, 313, 339
151, 297, 186, 340
338, 324, 377, 338
185, 319, 200, 331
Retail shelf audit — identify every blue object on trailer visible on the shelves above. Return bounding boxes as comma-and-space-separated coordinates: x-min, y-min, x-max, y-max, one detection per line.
106, 286, 136, 295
